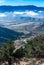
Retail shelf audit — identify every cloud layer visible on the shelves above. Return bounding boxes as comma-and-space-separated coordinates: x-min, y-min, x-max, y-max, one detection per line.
0, 10, 44, 26
0, 11, 44, 18
0, 13, 6, 17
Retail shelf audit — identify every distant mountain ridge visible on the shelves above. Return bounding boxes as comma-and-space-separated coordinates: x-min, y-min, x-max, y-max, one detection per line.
0, 5, 44, 25
0, 5, 44, 12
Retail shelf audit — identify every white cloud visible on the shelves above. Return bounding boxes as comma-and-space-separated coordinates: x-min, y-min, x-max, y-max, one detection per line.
0, 13, 6, 17
27, 11, 39, 16
13, 11, 24, 16
0, 11, 44, 19
13, 11, 39, 17
21, 11, 39, 17
13, 12, 24, 15
13, 11, 39, 18
38, 11, 43, 13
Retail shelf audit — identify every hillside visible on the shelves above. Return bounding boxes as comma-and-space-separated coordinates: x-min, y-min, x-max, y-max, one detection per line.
0, 22, 44, 46
0, 34, 44, 65
7, 22, 44, 38
14, 34, 44, 58
0, 26, 24, 46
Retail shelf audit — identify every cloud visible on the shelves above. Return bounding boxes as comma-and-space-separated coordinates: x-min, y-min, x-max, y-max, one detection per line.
13, 12, 24, 15
27, 11, 38, 16
0, 13, 6, 17
0, 11, 44, 26
13, 11, 39, 18
23, 11, 39, 17
0, 0, 5, 3
0, 10, 44, 21
27, 11, 44, 18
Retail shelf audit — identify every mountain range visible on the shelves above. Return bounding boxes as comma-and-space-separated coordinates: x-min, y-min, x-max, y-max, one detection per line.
0, 5, 44, 44
0, 5, 44, 12
0, 5, 44, 25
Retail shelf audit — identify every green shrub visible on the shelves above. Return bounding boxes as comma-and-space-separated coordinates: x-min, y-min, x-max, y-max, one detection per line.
0, 41, 15, 65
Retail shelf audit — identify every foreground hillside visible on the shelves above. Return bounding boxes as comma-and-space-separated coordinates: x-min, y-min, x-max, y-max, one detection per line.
14, 34, 44, 58
0, 34, 44, 65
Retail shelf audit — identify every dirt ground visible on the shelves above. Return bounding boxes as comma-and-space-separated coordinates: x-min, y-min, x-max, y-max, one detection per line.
1, 58, 44, 65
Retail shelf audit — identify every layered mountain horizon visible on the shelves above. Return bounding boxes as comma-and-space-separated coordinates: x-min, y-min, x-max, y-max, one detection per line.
0, 5, 44, 26
0, 5, 44, 44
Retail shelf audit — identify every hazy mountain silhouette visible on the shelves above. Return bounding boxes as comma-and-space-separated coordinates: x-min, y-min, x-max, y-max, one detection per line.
0, 5, 44, 12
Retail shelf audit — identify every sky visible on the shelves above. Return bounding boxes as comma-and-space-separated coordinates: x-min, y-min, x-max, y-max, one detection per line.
0, 0, 44, 7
